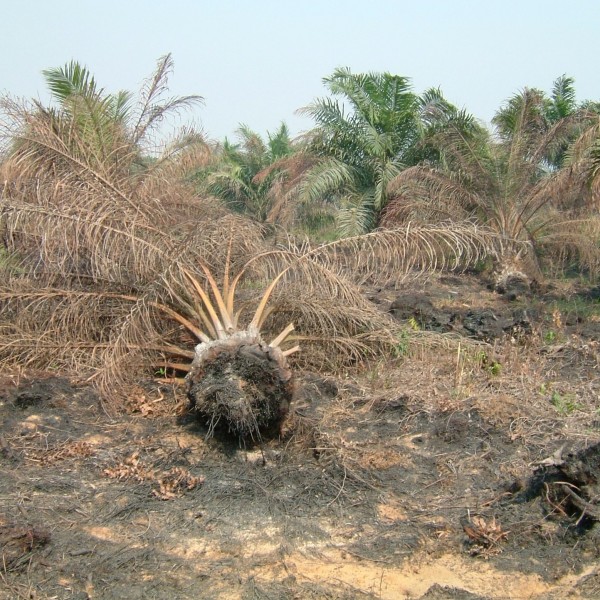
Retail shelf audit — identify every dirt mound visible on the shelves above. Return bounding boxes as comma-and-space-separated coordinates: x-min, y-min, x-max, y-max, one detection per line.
388, 277, 537, 341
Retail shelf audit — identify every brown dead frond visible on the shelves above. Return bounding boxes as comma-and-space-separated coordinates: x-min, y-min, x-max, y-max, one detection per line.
302, 221, 499, 286
0, 54, 209, 278
130, 54, 204, 148
254, 151, 319, 227
1, 211, 498, 409
539, 212, 600, 277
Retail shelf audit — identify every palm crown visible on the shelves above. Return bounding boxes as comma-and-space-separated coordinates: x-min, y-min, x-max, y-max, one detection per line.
300, 68, 466, 236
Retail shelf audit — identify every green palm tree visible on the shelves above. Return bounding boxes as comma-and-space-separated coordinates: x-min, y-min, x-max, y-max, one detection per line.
38, 61, 135, 175
32, 55, 204, 180
385, 85, 600, 286
43, 61, 133, 123
298, 68, 466, 236
203, 123, 296, 221
493, 75, 599, 170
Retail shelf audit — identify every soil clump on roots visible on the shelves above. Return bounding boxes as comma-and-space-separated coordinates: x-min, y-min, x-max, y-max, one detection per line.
187, 338, 294, 441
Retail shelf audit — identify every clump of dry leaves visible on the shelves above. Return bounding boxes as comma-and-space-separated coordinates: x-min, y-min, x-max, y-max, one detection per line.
463, 514, 509, 557
152, 467, 203, 500
124, 387, 173, 417
41, 440, 95, 464
103, 452, 204, 500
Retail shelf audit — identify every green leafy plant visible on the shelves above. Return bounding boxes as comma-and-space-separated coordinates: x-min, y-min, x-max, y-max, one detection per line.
486, 361, 502, 377
475, 351, 502, 376
407, 317, 421, 331
550, 391, 581, 415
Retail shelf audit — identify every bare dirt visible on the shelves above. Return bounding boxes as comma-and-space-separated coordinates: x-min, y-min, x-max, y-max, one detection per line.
1, 274, 599, 599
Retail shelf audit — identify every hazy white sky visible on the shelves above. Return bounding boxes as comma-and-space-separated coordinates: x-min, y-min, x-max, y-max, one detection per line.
2, 1, 599, 141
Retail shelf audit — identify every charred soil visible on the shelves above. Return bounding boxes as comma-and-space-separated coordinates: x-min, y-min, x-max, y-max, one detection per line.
1, 274, 599, 599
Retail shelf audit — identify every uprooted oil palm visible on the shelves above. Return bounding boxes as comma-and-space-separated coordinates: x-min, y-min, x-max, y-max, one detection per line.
178, 258, 299, 440
0, 213, 499, 441
0, 56, 502, 442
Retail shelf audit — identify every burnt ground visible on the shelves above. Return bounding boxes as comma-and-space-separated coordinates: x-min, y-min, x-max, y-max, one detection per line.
1, 274, 599, 599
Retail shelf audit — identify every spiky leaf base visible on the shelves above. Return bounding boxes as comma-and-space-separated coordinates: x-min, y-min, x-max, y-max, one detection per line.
493, 251, 540, 298
186, 331, 294, 441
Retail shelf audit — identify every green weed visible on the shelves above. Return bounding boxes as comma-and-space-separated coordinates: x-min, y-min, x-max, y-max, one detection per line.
550, 391, 582, 416
550, 296, 599, 321
392, 330, 411, 357
476, 351, 502, 376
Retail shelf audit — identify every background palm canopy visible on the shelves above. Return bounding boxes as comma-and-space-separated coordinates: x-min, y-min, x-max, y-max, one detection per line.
299, 68, 465, 236
384, 76, 600, 285
200, 123, 297, 222
493, 74, 600, 170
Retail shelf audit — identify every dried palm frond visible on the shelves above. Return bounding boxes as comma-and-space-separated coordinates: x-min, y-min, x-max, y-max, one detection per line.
538, 212, 600, 277
253, 152, 319, 227
247, 221, 499, 287
1, 213, 496, 409
0, 284, 133, 373
2, 227, 472, 405
130, 54, 204, 149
